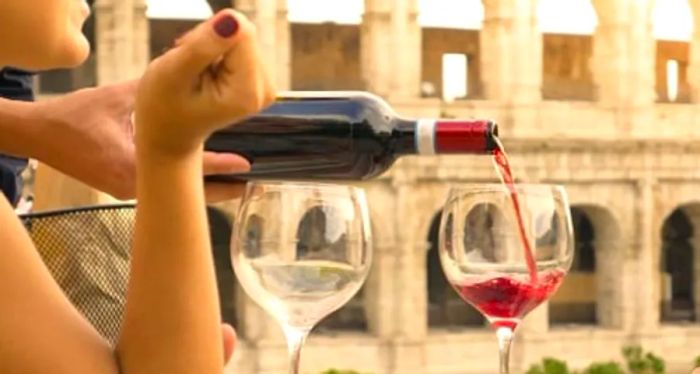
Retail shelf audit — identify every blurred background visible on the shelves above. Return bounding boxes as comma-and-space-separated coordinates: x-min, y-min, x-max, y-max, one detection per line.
27, 0, 700, 373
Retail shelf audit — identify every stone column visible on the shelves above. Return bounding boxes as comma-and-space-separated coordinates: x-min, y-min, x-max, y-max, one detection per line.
94, 0, 150, 84
691, 236, 700, 321
132, 0, 150, 74
688, 0, 700, 102
357, 183, 400, 373
512, 300, 547, 373
383, 241, 428, 374
479, 0, 542, 105
631, 177, 659, 331
237, 0, 291, 90
520, 302, 548, 335
383, 183, 426, 374
275, 0, 291, 91
365, 237, 399, 339
361, 0, 421, 99
233, 285, 280, 372
596, 234, 631, 329
591, 0, 656, 134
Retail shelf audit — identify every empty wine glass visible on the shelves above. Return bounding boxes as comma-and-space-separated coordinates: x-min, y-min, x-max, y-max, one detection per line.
231, 181, 372, 374
439, 184, 574, 374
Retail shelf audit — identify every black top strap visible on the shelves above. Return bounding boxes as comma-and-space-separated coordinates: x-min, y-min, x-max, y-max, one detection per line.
0, 68, 33, 206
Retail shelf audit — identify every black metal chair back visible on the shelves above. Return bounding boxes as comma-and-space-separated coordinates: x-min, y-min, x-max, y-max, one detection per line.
20, 204, 135, 345
20, 203, 237, 345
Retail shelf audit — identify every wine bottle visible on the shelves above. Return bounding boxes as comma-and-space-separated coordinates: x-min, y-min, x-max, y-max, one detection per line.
204, 91, 498, 181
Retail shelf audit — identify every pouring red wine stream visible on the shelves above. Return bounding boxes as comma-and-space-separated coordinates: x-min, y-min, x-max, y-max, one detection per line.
492, 138, 538, 283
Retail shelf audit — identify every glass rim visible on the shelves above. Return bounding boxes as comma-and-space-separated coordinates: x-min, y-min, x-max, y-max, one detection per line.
446, 183, 566, 193
444, 183, 568, 205
243, 180, 366, 194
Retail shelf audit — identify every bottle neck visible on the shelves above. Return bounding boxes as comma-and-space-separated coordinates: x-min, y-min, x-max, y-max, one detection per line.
395, 119, 499, 155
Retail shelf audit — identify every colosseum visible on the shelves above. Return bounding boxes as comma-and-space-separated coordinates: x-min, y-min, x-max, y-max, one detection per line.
30, 0, 700, 373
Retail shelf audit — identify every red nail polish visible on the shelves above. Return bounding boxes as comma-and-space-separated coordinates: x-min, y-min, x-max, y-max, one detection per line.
214, 14, 239, 38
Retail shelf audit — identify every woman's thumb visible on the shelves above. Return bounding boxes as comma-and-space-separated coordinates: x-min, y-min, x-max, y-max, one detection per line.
221, 323, 237, 363
163, 10, 247, 80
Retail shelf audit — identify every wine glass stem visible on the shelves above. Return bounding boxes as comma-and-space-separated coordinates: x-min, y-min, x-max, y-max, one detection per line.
283, 325, 310, 374
496, 326, 514, 374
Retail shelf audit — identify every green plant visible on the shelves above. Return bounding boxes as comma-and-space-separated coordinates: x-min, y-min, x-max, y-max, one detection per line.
622, 345, 665, 374
694, 355, 700, 368
582, 362, 624, 374
525, 358, 571, 374
525, 365, 546, 374
320, 370, 366, 374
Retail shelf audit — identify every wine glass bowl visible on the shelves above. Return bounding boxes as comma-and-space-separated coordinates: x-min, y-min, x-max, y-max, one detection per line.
231, 181, 372, 373
439, 184, 574, 373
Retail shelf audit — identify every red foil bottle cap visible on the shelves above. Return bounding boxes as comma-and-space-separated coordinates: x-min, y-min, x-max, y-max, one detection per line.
435, 119, 497, 153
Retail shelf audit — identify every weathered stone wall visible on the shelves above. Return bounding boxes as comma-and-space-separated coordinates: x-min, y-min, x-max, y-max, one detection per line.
290, 23, 363, 91
542, 34, 594, 101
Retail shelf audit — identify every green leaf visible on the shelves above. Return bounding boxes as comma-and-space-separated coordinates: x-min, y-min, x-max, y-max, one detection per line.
583, 362, 624, 374
543, 358, 570, 374
525, 364, 546, 374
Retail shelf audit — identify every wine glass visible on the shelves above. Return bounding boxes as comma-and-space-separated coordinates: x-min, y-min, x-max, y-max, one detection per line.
231, 181, 372, 374
439, 184, 574, 374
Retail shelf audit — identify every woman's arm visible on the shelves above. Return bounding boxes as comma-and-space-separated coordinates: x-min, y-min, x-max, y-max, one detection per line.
119, 146, 223, 372
117, 10, 272, 373
0, 98, 42, 158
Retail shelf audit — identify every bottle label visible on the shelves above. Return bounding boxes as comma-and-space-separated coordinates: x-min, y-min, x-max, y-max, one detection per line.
416, 119, 436, 155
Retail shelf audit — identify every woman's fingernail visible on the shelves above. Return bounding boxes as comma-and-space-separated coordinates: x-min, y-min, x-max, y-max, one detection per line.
214, 14, 239, 38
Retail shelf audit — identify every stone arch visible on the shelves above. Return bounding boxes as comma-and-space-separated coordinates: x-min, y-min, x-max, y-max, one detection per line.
571, 208, 596, 272
659, 204, 700, 322
426, 211, 485, 328
462, 202, 509, 263
549, 204, 622, 328
295, 206, 368, 332
295, 206, 348, 262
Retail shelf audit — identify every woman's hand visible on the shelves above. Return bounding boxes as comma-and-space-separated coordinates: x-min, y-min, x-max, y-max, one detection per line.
134, 9, 275, 157
22, 81, 251, 202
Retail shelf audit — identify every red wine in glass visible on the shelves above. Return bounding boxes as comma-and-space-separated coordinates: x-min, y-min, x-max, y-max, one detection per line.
455, 269, 565, 330
441, 151, 573, 374
492, 139, 538, 283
